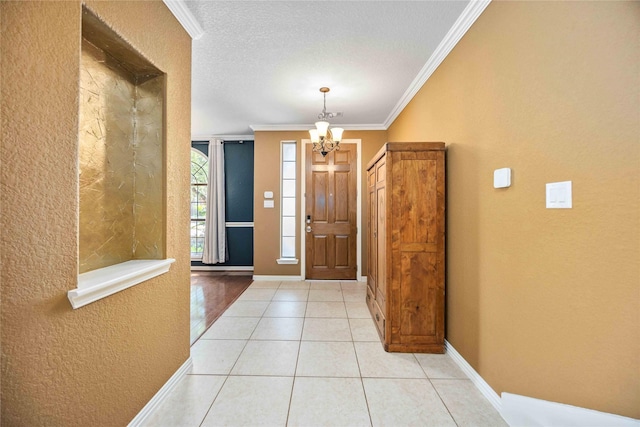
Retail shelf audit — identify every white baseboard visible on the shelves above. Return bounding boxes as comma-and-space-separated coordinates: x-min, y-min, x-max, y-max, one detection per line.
501, 392, 640, 427
191, 266, 253, 271
445, 341, 639, 427
252, 275, 364, 282
252, 275, 303, 281
128, 357, 193, 427
445, 340, 503, 414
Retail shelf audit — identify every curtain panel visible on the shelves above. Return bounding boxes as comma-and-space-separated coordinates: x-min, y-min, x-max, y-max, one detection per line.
202, 139, 227, 264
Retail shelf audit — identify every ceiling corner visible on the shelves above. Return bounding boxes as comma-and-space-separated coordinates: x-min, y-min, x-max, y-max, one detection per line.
383, 0, 492, 129
163, 0, 204, 40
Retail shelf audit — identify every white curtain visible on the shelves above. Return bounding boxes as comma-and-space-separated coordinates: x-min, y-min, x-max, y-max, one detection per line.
202, 139, 227, 264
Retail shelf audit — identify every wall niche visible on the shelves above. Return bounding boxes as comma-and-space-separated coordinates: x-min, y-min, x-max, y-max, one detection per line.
78, 7, 166, 274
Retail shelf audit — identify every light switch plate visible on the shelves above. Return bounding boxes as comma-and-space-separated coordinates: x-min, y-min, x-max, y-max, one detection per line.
494, 168, 511, 188
264, 200, 274, 208
264, 191, 273, 199
546, 181, 572, 209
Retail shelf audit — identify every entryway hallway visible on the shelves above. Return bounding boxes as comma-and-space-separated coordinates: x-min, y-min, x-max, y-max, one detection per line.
145, 280, 507, 426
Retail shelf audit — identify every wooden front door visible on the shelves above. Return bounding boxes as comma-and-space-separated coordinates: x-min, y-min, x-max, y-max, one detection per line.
305, 143, 357, 279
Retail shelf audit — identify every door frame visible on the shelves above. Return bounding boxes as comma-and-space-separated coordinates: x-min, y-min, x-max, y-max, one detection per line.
300, 139, 363, 281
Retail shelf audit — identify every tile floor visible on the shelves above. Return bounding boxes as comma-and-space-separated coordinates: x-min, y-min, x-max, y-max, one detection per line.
144, 280, 508, 427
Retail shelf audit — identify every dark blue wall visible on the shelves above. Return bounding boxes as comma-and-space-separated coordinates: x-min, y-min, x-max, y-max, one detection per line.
191, 140, 254, 267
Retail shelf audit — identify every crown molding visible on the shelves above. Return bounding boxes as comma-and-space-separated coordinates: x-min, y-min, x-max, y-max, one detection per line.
250, 124, 387, 132
383, 0, 491, 128
191, 134, 255, 141
163, 0, 204, 40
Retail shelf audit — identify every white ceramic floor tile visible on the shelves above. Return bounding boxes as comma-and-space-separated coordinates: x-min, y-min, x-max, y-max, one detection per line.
305, 301, 347, 318
431, 379, 509, 426
221, 300, 270, 317
236, 288, 276, 301
248, 280, 281, 289
200, 317, 260, 340
363, 378, 456, 427
349, 318, 380, 342
288, 377, 371, 427
415, 353, 468, 379
263, 301, 307, 318
302, 318, 353, 341
190, 340, 247, 375
342, 288, 366, 302
230, 340, 299, 376
345, 301, 371, 318
354, 342, 426, 378
308, 281, 342, 290
296, 341, 360, 377
272, 289, 309, 301
308, 289, 344, 302
278, 281, 310, 290
200, 376, 293, 427
250, 317, 304, 341
341, 281, 366, 291
142, 375, 226, 427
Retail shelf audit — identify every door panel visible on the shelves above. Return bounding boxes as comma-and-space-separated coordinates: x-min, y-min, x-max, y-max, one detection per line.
367, 168, 377, 295
312, 172, 329, 222
335, 235, 350, 267
306, 144, 357, 280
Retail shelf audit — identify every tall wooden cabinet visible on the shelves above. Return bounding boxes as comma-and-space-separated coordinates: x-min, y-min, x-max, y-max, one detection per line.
366, 142, 445, 353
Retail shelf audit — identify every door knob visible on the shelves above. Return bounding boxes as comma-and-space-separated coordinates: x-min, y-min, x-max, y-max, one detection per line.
306, 225, 312, 233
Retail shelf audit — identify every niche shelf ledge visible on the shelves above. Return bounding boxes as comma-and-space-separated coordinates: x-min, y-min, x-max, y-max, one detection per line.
68, 259, 175, 309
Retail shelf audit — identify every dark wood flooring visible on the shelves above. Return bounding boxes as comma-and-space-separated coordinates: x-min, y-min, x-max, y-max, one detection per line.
190, 272, 253, 344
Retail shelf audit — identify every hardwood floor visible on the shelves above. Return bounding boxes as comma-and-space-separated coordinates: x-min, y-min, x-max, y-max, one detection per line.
190, 272, 253, 344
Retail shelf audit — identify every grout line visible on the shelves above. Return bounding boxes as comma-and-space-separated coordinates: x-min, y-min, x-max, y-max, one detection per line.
197, 374, 230, 427
285, 296, 307, 426
429, 377, 461, 427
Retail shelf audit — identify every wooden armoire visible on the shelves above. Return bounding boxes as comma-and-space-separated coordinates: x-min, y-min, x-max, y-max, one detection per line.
366, 142, 445, 353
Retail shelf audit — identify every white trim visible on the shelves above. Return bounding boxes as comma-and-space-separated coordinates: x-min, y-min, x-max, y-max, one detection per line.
252, 275, 303, 281
301, 139, 362, 281
69, 259, 175, 309
276, 258, 299, 265
190, 266, 253, 271
162, 0, 204, 40
250, 124, 387, 132
128, 357, 193, 427
192, 135, 255, 141
279, 140, 298, 261
501, 393, 640, 427
445, 340, 503, 414
383, 0, 491, 128
225, 222, 254, 227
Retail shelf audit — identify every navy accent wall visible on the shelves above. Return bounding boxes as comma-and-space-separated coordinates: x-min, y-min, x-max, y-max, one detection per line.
191, 140, 254, 267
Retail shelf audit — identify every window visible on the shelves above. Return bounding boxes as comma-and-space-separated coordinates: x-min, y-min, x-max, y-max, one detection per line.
191, 148, 208, 259
278, 141, 298, 264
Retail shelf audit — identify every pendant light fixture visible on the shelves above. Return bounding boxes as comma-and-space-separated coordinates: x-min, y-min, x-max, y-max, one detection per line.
309, 87, 344, 157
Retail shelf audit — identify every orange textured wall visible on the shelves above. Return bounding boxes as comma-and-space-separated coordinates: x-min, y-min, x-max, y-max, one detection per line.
253, 130, 387, 277
388, 1, 639, 418
0, 1, 191, 425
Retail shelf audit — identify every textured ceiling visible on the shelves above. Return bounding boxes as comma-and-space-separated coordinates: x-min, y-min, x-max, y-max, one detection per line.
186, 1, 470, 136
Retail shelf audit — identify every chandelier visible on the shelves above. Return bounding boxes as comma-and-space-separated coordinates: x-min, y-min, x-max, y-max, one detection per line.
309, 87, 344, 157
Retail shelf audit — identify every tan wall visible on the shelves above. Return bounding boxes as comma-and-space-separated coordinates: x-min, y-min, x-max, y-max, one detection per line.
388, 1, 639, 418
254, 130, 387, 277
0, 1, 191, 425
